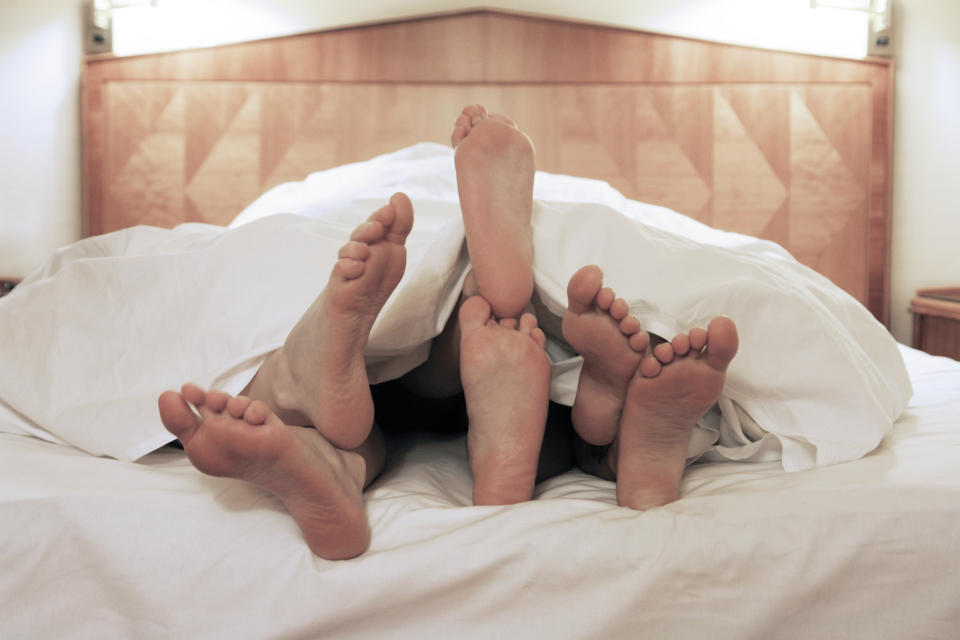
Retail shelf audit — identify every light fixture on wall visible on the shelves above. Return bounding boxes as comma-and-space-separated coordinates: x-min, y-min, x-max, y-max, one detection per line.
811, 0, 893, 57
84, 0, 158, 55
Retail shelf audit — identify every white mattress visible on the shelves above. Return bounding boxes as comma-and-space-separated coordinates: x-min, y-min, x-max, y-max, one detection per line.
1, 344, 958, 638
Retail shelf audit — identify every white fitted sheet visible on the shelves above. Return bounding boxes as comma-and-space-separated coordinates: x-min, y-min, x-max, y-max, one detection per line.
0, 345, 957, 639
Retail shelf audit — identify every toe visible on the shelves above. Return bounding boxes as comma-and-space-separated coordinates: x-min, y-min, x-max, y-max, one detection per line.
689, 327, 708, 352
596, 287, 615, 310
610, 298, 629, 321
350, 221, 384, 244
530, 327, 547, 348
451, 113, 475, 147
369, 203, 394, 229
653, 342, 674, 364
465, 104, 487, 124
499, 317, 518, 330
704, 316, 739, 372
619, 315, 640, 335
205, 390, 231, 412
227, 395, 252, 419
333, 258, 365, 280
386, 192, 414, 243
459, 295, 493, 332
566, 265, 603, 314
451, 124, 469, 147
181, 383, 205, 407
338, 241, 370, 261
672, 333, 691, 357
629, 330, 650, 353
244, 400, 271, 425
639, 355, 662, 378
518, 312, 538, 334
158, 391, 201, 440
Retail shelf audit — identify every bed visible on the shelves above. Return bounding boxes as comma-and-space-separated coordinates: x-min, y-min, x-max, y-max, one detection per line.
3, 10, 958, 638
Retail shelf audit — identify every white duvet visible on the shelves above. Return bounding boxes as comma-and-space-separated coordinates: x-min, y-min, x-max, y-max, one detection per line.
0, 143, 911, 471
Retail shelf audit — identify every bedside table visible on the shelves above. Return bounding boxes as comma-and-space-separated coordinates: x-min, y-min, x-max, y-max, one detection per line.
910, 287, 960, 360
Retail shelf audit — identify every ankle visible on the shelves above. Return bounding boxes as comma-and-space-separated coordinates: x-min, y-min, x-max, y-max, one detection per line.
617, 480, 681, 510
612, 442, 687, 510
469, 445, 539, 505
473, 479, 535, 506
247, 348, 308, 422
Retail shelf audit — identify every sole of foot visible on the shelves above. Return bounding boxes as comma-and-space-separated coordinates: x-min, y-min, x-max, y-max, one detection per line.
613, 316, 739, 510
458, 294, 551, 505
561, 265, 650, 446
451, 104, 536, 319
159, 383, 370, 560
244, 192, 413, 450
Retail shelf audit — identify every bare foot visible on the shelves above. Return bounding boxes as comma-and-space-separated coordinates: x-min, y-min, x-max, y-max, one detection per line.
562, 265, 650, 446
614, 317, 739, 510
451, 104, 536, 319
158, 384, 369, 560
242, 192, 413, 450
458, 295, 551, 505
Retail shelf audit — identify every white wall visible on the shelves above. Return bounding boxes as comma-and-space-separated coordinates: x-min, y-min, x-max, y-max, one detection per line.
1, 0, 957, 344
0, 0, 83, 278
110, 0, 872, 59
889, 0, 960, 342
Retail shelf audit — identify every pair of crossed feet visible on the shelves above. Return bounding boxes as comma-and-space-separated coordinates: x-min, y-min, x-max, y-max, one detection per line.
562, 265, 739, 509
158, 193, 413, 560
158, 106, 738, 560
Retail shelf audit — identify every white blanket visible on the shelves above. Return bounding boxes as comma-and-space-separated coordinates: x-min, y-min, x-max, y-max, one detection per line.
0, 143, 911, 470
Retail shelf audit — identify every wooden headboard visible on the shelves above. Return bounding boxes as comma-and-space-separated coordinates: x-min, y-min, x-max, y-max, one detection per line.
82, 9, 893, 324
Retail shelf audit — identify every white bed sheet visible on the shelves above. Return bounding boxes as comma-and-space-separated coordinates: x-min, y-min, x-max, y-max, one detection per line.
0, 144, 910, 471
1, 344, 957, 639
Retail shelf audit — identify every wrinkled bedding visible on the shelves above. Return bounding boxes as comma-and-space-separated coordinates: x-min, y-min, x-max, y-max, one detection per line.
0, 144, 910, 470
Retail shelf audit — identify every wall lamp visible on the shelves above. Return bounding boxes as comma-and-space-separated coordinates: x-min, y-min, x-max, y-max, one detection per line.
84, 0, 158, 55
810, 0, 893, 57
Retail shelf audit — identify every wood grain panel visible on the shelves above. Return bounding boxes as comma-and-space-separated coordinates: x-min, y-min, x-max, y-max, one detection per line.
82, 9, 893, 323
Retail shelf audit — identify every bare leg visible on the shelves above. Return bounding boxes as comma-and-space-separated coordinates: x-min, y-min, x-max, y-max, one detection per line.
458, 295, 551, 505
562, 265, 650, 445
451, 105, 535, 319
158, 384, 381, 560
614, 317, 739, 510
241, 193, 413, 450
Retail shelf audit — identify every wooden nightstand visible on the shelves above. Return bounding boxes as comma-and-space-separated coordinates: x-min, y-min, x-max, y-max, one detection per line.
910, 287, 960, 360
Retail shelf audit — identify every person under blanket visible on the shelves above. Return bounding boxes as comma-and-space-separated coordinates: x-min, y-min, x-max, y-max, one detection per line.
158, 105, 739, 560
